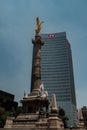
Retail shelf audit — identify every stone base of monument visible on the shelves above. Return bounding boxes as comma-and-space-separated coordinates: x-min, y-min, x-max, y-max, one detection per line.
48, 114, 64, 129
5, 114, 63, 130
4, 95, 64, 129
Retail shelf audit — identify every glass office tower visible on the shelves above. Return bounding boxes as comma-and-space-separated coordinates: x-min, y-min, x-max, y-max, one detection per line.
40, 32, 77, 127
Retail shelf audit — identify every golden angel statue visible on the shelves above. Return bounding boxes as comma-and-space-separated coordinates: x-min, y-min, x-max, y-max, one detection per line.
35, 17, 44, 35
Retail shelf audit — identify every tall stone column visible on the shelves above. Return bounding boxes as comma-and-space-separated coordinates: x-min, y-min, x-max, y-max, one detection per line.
32, 35, 44, 95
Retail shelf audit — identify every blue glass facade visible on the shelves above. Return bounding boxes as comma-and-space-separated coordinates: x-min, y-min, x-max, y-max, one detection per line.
40, 32, 77, 127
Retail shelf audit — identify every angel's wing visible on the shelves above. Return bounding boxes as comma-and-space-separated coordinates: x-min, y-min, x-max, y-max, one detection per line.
36, 17, 40, 26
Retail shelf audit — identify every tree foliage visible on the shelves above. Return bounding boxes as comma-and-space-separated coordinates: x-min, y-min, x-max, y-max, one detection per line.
58, 107, 68, 128
0, 107, 7, 128
11, 106, 22, 117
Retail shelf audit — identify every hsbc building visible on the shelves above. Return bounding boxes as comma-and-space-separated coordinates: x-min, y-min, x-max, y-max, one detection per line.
40, 32, 77, 127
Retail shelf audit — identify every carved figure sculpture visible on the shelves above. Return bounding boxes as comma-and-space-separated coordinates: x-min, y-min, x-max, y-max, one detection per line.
35, 17, 44, 35
40, 82, 48, 98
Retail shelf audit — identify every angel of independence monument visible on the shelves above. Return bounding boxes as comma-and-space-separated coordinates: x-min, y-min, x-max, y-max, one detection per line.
21, 17, 49, 114
4, 17, 64, 129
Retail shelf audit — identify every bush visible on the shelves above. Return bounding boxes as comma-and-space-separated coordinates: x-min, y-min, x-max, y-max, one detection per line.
0, 107, 7, 128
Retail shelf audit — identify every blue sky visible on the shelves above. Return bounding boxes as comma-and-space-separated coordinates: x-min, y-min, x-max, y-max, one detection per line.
0, 0, 87, 108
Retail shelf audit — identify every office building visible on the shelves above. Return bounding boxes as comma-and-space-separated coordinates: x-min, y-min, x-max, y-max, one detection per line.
0, 90, 18, 111
39, 32, 77, 127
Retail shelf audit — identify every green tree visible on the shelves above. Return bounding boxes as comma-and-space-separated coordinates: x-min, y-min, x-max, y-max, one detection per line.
58, 107, 68, 128
0, 107, 7, 128
11, 106, 22, 117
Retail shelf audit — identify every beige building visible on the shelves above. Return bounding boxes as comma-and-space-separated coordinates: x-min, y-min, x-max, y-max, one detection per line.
78, 106, 87, 128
